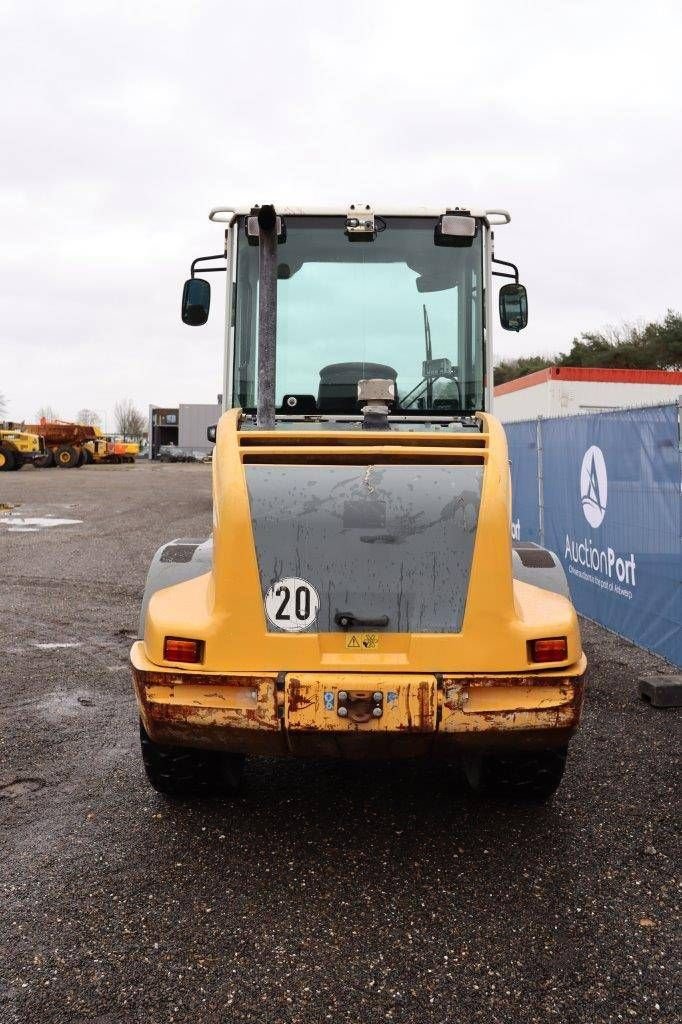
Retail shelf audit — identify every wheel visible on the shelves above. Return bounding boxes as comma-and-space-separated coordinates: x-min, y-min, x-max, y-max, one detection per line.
139, 720, 244, 798
464, 746, 568, 801
0, 447, 16, 471
9, 455, 23, 470
33, 448, 55, 468
81, 446, 93, 465
74, 447, 85, 468
56, 444, 79, 468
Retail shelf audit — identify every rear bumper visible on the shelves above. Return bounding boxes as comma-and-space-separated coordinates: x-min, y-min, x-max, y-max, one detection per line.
132, 643, 586, 758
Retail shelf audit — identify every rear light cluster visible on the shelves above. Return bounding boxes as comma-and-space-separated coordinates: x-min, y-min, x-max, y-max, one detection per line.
529, 637, 568, 663
163, 637, 203, 664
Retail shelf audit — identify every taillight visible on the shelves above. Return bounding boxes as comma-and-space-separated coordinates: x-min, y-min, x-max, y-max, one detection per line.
529, 637, 568, 663
163, 637, 203, 663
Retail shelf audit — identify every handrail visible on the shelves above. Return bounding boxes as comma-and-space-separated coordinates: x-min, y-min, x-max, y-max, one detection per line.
485, 209, 511, 225
209, 208, 236, 223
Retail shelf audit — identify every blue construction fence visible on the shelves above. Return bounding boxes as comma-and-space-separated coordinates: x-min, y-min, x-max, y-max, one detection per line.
505, 402, 682, 667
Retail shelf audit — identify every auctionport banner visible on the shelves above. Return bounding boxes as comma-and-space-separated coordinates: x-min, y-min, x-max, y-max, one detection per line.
505, 404, 682, 666
505, 419, 541, 545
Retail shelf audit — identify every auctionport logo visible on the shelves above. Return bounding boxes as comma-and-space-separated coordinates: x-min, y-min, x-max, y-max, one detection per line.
580, 445, 607, 527
564, 444, 637, 597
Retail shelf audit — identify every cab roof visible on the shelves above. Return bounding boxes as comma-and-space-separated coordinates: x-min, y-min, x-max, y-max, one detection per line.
209, 205, 511, 226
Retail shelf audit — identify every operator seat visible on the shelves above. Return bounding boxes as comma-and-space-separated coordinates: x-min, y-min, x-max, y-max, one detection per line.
318, 362, 398, 414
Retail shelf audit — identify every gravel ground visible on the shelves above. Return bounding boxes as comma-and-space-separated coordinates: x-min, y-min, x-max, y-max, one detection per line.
0, 463, 679, 1024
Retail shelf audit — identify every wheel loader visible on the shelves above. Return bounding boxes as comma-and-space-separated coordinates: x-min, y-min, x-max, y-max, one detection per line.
84, 429, 139, 464
132, 204, 586, 800
0, 425, 46, 470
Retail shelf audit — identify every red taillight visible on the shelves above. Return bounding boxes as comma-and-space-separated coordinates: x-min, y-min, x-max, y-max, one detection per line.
530, 637, 568, 663
163, 637, 203, 663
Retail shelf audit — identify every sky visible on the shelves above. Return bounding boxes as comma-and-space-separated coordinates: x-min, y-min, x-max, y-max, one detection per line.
1, 0, 680, 428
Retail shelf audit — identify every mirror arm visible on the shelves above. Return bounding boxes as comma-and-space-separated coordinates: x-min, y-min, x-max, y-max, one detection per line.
491, 258, 519, 283
190, 254, 227, 279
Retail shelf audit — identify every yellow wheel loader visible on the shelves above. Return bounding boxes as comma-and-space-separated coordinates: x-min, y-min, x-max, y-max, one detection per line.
132, 204, 586, 800
0, 426, 46, 470
84, 429, 139, 464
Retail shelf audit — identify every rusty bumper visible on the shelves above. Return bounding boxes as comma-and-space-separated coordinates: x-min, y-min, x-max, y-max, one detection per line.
132, 650, 586, 759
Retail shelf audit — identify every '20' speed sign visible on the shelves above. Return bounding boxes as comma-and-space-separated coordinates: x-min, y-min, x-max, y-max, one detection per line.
264, 577, 320, 632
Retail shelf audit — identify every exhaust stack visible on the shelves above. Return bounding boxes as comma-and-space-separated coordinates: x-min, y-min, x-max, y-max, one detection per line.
255, 205, 278, 429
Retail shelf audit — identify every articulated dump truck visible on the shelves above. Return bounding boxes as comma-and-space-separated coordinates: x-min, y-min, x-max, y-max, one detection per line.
23, 420, 99, 468
132, 204, 587, 800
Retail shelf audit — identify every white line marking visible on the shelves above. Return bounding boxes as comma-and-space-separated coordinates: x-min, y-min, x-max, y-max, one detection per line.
33, 642, 82, 650
2, 516, 83, 531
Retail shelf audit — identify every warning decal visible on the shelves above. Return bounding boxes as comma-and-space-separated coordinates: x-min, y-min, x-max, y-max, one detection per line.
345, 633, 379, 650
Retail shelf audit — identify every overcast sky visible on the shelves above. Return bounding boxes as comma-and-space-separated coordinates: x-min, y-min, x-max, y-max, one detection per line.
2, 0, 680, 427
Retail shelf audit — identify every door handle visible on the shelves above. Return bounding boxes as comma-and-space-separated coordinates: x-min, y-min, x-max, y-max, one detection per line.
334, 612, 389, 630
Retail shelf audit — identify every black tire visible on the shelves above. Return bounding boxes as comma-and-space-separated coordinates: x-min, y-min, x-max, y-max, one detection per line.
0, 447, 16, 471
33, 448, 55, 468
464, 746, 568, 801
56, 444, 79, 468
81, 446, 93, 465
139, 720, 244, 798
9, 455, 23, 470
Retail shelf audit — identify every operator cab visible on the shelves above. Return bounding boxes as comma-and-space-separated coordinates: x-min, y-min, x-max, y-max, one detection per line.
181, 205, 528, 425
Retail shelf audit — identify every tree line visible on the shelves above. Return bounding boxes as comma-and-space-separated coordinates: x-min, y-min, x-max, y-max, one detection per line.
1, 400, 146, 441
494, 309, 682, 386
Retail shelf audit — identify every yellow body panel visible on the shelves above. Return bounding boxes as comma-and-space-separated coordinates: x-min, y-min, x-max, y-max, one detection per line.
132, 410, 587, 754
0, 429, 41, 455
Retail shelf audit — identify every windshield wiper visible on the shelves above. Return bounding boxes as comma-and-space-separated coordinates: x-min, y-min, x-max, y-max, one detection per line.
423, 304, 433, 407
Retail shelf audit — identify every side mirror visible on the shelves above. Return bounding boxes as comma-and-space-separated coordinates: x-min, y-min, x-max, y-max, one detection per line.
499, 283, 528, 331
206, 424, 217, 443
181, 278, 211, 326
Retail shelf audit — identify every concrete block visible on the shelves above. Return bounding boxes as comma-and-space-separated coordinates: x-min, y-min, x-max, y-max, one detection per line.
639, 675, 682, 708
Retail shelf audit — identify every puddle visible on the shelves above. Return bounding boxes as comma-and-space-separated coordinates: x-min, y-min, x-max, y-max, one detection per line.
0, 778, 46, 799
32, 690, 97, 720
2, 516, 83, 532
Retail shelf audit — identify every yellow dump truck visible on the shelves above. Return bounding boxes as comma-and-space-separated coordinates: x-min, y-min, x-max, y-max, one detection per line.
0, 426, 45, 470
132, 204, 586, 800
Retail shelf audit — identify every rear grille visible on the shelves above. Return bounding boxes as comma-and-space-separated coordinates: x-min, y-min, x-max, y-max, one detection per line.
238, 430, 488, 466
239, 434, 487, 448
514, 544, 555, 568
241, 451, 485, 466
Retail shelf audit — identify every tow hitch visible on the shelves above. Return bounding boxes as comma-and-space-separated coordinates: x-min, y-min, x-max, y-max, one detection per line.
337, 689, 384, 723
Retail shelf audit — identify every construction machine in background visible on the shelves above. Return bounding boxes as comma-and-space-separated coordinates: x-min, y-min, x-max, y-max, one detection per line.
85, 429, 139, 464
23, 420, 98, 468
22, 421, 139, 467
0, 426, 46, 470
132, 203, 587, 801
106, 437, 139, 463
